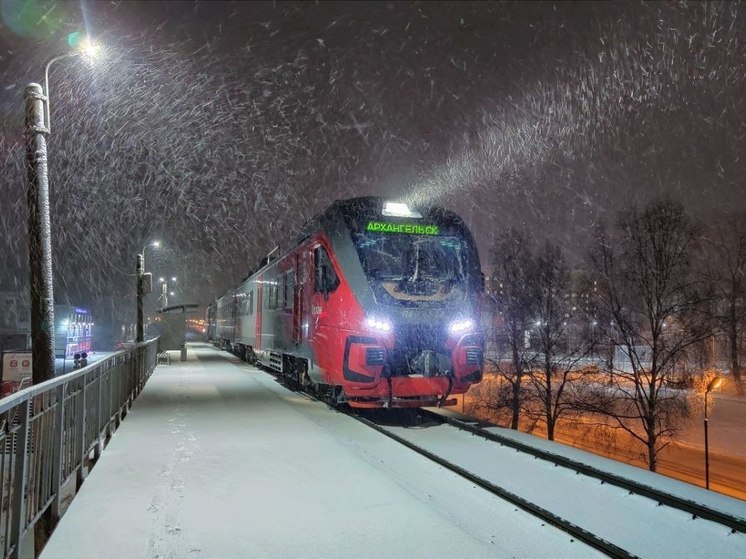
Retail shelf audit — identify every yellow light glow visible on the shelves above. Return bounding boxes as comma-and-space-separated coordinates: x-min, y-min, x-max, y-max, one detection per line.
80, 37, 102, 59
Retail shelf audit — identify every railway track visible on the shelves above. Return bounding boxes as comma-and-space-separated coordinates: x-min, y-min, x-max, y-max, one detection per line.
348, 409, 637, 559
274, 375, 637, 557
419, 408, 746, 535
256, 362, 746, 558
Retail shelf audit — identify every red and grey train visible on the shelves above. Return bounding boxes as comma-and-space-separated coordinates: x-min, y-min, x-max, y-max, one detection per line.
206, 197, 484, 408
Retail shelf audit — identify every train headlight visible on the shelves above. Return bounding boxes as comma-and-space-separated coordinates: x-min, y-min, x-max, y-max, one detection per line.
365, 317, 392, 332
448, 319, 474, 334
382, 201, 422, 218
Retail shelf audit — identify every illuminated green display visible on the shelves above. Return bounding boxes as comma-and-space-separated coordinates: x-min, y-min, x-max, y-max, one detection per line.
367, 221, 439, 235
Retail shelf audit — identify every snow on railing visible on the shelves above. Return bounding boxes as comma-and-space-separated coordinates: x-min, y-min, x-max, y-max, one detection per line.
0, 339, 158, 559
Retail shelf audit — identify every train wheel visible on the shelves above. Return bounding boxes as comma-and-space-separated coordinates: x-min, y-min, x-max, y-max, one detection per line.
322, 386, 342, 408
246, 347, 257, 365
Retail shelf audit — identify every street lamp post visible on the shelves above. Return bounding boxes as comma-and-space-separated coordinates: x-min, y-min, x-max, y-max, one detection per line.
704, 376, 723, 490
24, 38, 99, 384
156, 275, 177, 308
136, 253, 145, 343
25, 82, 55, 384
142, 241, 160, 271
136, 241, 159, 343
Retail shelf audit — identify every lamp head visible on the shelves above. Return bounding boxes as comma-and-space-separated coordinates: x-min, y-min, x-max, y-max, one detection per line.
80, 37, 101, 59
706, 376, 723, 393
67, 32, 102, 60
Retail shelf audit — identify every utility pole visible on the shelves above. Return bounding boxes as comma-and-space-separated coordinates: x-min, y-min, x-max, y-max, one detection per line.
136, 254, 144, 342
25, 83, 56, 384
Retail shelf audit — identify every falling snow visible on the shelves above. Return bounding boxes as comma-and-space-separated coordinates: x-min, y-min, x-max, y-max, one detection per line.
0, 2, 743, 318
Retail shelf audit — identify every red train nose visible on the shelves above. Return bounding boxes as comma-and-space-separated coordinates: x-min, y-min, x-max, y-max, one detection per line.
343, 336, 385, 384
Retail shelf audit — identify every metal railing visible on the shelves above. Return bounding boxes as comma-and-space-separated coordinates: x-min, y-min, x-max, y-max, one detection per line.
0, 339, 158, 558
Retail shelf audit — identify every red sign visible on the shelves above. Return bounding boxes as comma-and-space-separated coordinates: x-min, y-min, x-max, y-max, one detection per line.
3, 352, 32, 383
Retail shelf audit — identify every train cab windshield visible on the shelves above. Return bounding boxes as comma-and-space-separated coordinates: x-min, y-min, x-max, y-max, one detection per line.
352, 231, 469, 306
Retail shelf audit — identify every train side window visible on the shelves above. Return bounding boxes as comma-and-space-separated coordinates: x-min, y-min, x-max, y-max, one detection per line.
278, 277, 286, 309
271, 284, 279, 310
248, 290, 254, 315
285, 271, 295, 310
314, 246, 339, 296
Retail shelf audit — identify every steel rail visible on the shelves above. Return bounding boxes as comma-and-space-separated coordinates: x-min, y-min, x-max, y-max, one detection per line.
349, 411, 638, 559
423, 409, 746, 535
251, 358, 743, 551
260, 368, 636, 559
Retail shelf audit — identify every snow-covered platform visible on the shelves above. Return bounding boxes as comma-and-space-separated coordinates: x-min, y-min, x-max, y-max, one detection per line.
40, 343, 600, 559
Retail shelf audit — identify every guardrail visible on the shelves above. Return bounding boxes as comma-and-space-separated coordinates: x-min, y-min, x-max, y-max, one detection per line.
0, 339, 158, 559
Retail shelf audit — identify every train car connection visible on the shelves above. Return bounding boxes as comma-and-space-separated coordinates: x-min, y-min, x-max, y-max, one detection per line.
207, 197, 484, 408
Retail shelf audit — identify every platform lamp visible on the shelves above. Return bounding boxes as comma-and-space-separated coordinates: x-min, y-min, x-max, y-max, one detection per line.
704, 376, 723, 490
136, 241, 159, 342
25, 33, 101, 383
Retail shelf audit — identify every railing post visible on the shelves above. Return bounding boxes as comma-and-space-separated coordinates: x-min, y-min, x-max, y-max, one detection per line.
9, 399, 31, 559
50, 384, 64, 523
114, 361, 121, 429
93, 373, 102, 463
76, 379, 86, 490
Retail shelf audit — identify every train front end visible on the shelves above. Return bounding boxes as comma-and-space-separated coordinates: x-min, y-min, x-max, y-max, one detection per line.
331, 199, 484, 408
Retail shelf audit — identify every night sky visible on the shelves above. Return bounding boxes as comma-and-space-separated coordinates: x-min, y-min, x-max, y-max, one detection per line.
0, 1, 743, 319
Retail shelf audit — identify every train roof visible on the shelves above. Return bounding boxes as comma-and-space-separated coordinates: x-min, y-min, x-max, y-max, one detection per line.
296, 196, 465, 244
221, 196, 475, 303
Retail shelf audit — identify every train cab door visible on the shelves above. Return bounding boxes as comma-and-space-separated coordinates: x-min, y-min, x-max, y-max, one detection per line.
292, 251, 304, 346
255, 277, 263, 350
294, 247, 313, 345
231, 294, 239, 342
310, 243, 340, 327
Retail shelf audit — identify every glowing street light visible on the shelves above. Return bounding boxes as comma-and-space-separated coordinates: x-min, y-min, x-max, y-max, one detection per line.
136, 241, 160, 343
142, 240, 160, 271
158, 279, 178, 308
704, 376, 723, 490
43, 34, 102, 133
25, 34, 102, 383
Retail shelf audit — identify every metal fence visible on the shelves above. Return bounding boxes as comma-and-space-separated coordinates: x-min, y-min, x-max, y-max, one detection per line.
0, 339, 158, 559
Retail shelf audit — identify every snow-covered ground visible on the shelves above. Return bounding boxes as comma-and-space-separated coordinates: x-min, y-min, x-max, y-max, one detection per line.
41, 344, 602, 559
386, 422, 746, 558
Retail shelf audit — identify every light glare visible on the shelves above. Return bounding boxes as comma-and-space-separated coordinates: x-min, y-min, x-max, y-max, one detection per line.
449, 319, 474, 334
365, 317, 392, 332
382, 201, 422, 218
80, 37, 102, 60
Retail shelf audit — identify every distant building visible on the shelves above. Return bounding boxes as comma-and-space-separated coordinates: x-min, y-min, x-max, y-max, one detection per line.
54, 305, 94, 358
0, 291, 30, 334
0, 292, 94, 357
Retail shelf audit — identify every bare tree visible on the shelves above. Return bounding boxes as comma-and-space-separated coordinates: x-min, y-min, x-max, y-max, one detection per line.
528, 242, 599, 441
487, 228, 537, 430
702, 214, 746, 393
589, 199, 709, 471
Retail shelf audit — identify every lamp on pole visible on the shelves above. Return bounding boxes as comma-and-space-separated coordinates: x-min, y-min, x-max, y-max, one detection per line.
158, 276, 176, 308
142, 240, 160, 271
704, 376, 723, 490
25, 35, 100, 384
136, 241, 159, 343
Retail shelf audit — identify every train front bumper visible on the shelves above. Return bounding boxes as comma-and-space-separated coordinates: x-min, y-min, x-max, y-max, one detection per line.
341, 334, 483, 408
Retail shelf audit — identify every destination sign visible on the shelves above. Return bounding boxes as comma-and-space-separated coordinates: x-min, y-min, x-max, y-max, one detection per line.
367, 221, 439, 235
